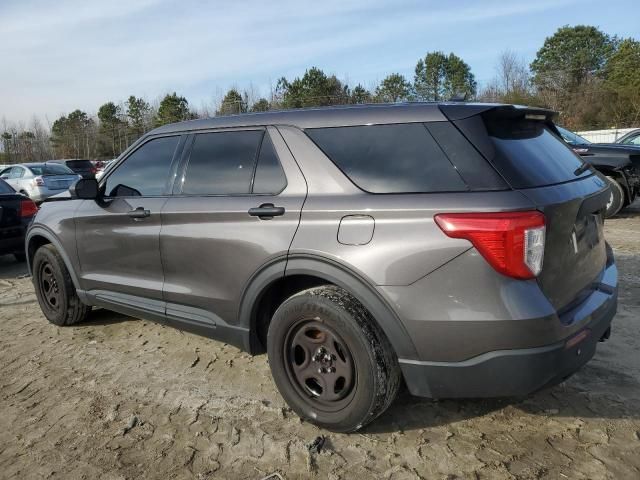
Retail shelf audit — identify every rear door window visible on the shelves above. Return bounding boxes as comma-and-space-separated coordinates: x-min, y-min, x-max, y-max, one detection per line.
306, 123, 468, 193
182, 130, 263, 195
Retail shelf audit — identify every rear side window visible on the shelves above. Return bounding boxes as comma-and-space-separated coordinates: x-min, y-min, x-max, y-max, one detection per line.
104, 135, 180, 197
0, 178, 14, 193
456, 115, 591, 189
252, 134, 287, 194
306, 123, 468, 193
182, 130, 263, 195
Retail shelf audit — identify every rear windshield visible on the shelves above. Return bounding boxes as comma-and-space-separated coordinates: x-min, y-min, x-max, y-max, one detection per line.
64, 160, 93, 169
455, 114, 592, 189
306, 123, 505, 194
0, 178, 14, 193
30, 164, 75, 176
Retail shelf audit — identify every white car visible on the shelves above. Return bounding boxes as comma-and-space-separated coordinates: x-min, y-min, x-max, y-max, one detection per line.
0, 163, 81, 203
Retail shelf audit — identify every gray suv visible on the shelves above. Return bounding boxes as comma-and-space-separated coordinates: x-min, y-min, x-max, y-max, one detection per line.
26, 103, 617, 432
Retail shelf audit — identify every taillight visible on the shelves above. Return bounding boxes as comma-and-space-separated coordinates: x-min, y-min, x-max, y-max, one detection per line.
434, 211, 546, 279
19, 198, 38, 217
33, 176, 45, 186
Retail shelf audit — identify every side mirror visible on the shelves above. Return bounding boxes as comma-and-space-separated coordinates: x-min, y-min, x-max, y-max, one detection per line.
70, 178, 99, 200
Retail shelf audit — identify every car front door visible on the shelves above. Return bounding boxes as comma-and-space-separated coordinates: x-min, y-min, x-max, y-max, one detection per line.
75, 134, 185, 312
160, 126, 306, 335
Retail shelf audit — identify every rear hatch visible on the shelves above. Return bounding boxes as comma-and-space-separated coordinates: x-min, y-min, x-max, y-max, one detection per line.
38, 163, 80, 190
63, 160, 95, 178
442, 105, 609, 311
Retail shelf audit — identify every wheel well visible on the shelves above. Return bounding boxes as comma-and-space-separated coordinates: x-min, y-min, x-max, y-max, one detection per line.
251, 274, 334, 354
27, 235, 51, 266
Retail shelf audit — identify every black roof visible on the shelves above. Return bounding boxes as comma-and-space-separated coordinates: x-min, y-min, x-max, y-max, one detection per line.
149, 102, 553, 136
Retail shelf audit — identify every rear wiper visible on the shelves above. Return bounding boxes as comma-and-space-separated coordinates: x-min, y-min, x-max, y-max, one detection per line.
574, 162, 592, 176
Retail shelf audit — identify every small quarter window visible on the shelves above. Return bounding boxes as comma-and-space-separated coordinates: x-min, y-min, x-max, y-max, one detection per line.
252, 134, 287, 194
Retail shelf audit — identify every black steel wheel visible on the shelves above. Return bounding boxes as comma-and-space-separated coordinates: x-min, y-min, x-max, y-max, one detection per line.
267, 285, 401, 432
32, 244, 91, 326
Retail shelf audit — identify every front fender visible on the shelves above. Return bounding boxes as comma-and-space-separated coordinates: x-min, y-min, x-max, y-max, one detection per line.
26, 225, 82, 293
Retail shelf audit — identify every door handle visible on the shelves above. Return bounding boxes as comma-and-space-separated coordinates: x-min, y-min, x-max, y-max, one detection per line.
127, 207, 151, 219
248, 203, 285, 220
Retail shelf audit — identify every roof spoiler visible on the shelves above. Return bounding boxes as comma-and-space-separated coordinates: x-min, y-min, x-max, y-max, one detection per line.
439, 103, 558, 122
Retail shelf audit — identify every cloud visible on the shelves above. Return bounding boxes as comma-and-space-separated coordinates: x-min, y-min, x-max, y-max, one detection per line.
0, 0, 606, 122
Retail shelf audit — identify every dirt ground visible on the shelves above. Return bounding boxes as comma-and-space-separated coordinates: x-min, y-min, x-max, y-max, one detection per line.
1, 203, 639, 480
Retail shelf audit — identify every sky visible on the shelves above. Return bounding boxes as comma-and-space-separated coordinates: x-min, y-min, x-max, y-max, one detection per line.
0, 0, 638, 124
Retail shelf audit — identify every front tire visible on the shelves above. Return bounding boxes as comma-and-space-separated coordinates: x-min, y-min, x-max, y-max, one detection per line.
267, 285, 401, 432
604, 176, 624, 218
32, 244, 91, 326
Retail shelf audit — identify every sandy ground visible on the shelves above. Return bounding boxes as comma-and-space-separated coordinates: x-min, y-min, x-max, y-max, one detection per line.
1, 202, 639, 480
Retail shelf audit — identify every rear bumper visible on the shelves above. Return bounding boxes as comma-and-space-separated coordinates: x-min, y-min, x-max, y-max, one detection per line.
401, 300, 615, 398
400, 280, 617, 398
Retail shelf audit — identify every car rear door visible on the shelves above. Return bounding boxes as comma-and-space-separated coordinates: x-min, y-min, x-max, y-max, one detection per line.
74, 134, 185, 311
160, 126, 306, 332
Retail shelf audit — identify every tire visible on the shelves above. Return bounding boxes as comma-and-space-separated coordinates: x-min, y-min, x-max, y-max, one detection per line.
604, 176, 624, 218
32, 244, 91, 326
14, 252, 26, 262
267, 285, 401, 432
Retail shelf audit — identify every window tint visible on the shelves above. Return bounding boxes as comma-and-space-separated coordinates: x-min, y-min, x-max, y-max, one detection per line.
252, 134, 287, 194
0, 178, 14, 193
306, 123, 467, 193
426, 122, 506, 190
105, 136, 179, 197
483, 118, 590, 188
182, 130, 263, 195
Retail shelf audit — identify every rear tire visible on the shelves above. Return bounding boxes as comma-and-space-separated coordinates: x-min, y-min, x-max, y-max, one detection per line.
32, 244, 91, 326
267, 285, 401, 432
604, 176, 624, 218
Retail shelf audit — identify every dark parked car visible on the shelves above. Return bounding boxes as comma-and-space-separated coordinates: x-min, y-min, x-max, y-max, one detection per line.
615, 128, 640, 146
556, 126, 640, 217
0, 178, 38, 262
48, 159, 97, 179
26, 103, 617, 432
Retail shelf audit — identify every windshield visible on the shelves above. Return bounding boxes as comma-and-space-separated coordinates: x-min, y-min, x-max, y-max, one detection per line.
29, 164, 76, 176
556, 126, 591, 145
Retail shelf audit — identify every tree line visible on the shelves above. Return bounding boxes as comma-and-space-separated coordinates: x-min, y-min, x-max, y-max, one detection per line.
1, 25, 638, 164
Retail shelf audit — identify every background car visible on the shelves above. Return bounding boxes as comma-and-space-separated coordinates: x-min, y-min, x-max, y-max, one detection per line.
47, 159, 97, 179
556, 126, 640, 217
0, 178, 38, 262
616, 128, 640, 146
95, 159, 116, 180
0, 163, 81, 203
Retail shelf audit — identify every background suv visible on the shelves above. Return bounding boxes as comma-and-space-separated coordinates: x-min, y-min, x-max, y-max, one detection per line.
0, 162, 80, 203
26, 103, 617, 432
557, 126, 640, 216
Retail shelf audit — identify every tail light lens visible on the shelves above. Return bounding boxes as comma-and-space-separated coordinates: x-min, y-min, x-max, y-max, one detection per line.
434, 211, 546, 279
33, 176, 45, 187
19, 198, 38, 218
